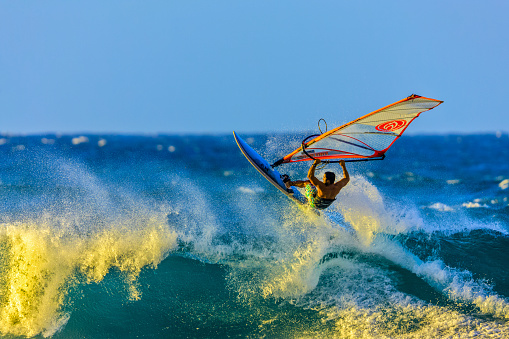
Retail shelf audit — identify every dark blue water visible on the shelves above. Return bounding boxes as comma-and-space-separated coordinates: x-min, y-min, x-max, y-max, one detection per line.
0, 133, 508, 338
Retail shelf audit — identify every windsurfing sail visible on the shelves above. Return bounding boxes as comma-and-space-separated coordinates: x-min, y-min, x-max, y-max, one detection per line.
272, 94, 443, 167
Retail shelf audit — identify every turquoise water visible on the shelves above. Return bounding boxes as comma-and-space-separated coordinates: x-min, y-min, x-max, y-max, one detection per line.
0, 133, 508, 338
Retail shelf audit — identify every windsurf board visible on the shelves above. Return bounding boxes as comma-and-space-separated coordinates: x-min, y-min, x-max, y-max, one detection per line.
233, 131, 308, 207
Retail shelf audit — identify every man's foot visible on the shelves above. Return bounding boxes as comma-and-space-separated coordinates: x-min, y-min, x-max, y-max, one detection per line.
281, 174, 290, 183
281, 174, 293, 189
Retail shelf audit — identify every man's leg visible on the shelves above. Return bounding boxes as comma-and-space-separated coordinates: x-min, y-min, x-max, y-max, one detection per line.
305, 184, 317, 208
282, 174, 309, 189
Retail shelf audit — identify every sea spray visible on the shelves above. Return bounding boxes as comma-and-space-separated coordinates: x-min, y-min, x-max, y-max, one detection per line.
223, 202, 354, 303
413, 260, 509, 320
0, 214, 176, 337
162, 172, 222, 260
337, 179, 509, 321
0, 152, 178, 337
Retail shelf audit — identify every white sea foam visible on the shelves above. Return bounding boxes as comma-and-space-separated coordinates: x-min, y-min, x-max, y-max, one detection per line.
0, 216, 177, 337
332, 177, 507, 234
237, 186, 264, 194
426, 202, 454, 212
71, 136, 89, 145
288, 247, 509, 338
358, 227, 509, 321
463, 201, 489, 209
299, 237, 509, 337
499, 179, 509, 190
414, 260, 509, 319
334, 175, 424, 245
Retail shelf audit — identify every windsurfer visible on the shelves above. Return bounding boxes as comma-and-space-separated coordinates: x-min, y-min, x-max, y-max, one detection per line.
283, 159, 349, 210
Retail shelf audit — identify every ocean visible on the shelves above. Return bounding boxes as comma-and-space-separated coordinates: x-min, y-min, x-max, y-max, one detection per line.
0, 132, 508, 338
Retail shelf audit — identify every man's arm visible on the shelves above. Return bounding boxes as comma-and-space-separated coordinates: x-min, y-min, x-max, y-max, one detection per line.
336, 160, 350, 188
307, 159, 322, 186
283, 161, 319, 188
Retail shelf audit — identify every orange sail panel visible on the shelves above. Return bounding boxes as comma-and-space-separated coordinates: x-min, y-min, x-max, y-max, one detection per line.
277, 95, 443, 165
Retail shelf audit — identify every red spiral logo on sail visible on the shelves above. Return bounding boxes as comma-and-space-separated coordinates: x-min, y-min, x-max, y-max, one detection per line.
375, 120, 407, 132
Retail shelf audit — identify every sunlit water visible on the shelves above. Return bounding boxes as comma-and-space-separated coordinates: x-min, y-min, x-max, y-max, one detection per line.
0, 133, 508, 338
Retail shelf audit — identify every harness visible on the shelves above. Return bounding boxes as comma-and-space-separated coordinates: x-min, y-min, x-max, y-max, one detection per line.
310, 196, 336, 210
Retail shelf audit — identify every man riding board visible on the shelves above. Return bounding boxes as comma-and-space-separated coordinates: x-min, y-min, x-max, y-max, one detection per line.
283, 159, 349, 210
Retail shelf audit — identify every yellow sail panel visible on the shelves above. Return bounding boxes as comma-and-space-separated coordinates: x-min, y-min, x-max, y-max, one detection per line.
277, 95, 443, 165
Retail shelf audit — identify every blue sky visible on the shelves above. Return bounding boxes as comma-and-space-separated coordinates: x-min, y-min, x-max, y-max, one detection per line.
1, 1, 508, 135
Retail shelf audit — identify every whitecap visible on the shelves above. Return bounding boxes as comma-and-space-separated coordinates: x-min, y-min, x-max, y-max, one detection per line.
447, 179, 460, 185
499, 179, 509, 190
237, 186, 264, 194
71, 136, 89, 145
462, 202, 488, 209
426, 202, 454, 212
41, 138, 55, 145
